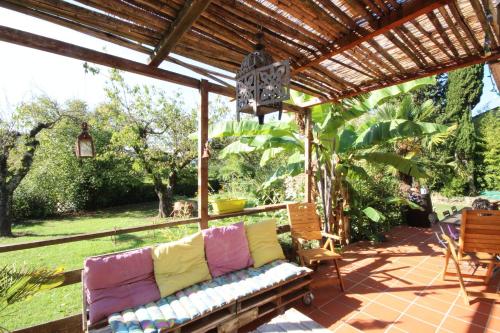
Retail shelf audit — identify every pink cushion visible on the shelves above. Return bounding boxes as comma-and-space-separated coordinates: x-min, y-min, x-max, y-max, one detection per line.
202, 222, 253, 277
84, 247, 160, 324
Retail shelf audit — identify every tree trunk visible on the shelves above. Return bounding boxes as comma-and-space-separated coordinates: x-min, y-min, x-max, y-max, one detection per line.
0, 186, 13, 237
153, 176, 173, 218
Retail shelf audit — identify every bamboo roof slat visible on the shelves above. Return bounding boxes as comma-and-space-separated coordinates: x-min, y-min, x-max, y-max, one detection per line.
358, 44, 400, 74
295, 0, 350, 35
426, 11, 460, 58
245, 0, 329, 49
397, 25, 439, 65
411, 19, 455, 60
438, 6, 473, 56
346, 48, 388, 78
470, 0, 499, 48
315, 0, 358, 31
266, 0, 342, 40
384, 31, 426, 69
73, 0, 169, 31
0, 0, 498, 103
448, 1, 483, 53
330, 57, 377, 80
366, 39, 406, 72
0, 1, 153, 54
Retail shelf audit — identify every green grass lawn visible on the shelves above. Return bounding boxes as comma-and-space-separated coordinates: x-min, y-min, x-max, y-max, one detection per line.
0, 202, 288, 331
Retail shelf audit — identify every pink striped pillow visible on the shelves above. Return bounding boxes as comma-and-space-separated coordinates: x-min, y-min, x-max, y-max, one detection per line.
202, 222, 253, 277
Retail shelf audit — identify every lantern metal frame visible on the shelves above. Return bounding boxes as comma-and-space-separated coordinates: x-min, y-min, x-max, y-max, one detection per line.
75, 122, 95, 158
236, 33, 290, 124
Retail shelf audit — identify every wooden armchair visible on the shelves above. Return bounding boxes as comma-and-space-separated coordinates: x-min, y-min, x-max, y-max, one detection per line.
442, 209, 500, 305
287, 203, 344, 291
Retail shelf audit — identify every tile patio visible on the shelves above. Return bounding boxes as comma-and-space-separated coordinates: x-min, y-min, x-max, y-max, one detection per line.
244, 225, 499, 333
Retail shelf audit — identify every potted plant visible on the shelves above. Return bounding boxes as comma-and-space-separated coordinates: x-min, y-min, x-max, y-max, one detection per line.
209, 191, 247, 215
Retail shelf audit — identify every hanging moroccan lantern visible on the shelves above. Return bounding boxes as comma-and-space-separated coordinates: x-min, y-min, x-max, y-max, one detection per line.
236, 32, 290, 124
75, 122, 95, 158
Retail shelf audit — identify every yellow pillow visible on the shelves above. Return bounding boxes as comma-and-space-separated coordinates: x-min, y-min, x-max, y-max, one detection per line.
152, 231, 211, 297
245, 219, 285, 268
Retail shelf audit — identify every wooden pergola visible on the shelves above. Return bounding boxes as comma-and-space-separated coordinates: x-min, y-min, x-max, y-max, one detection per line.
0, 0, 499, 332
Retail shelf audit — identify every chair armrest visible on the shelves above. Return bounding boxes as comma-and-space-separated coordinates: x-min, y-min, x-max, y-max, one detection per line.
321, 231, 341, 241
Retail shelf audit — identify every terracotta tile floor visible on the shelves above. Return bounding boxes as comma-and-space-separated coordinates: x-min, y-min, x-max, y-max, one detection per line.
245, 225, 500, 333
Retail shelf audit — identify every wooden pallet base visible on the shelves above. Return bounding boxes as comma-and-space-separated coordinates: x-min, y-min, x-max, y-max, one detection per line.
87, 272, 313, 333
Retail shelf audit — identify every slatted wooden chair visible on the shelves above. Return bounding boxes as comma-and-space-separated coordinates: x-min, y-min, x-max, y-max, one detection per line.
287, 203, 344, 291
442, 209, 500, 305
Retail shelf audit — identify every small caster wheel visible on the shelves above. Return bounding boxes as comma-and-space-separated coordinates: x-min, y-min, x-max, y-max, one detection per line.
302, 292, 314, 306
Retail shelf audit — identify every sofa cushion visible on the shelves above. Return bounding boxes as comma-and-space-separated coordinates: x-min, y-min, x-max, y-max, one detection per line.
84, 247, 160, 324
108, 260, 311, 333
245, 219, 285, 267
152, 231, 211, 298
202, 222, 253, 277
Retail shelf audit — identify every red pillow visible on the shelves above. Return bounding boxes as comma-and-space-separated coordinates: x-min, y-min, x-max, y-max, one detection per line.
83, 247, 160, 324
202, 222, 253, 277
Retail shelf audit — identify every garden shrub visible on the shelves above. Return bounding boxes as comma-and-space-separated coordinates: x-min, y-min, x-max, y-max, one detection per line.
346, 167, 403, 242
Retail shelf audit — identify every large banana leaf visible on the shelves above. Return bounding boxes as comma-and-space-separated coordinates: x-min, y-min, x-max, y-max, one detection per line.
347, 164, 370, 180
209, 120, 296, 139
253, 136, 303, 151
218, 141, 255, 158
365, 76, 435, 109
262, 161, 304, 188
260, 147, 285, 166
337, 128, 358, 153
354, 120, 448, 148
385, 197, 424, 211
362, 207, 386, 222
355, 152, 428, 178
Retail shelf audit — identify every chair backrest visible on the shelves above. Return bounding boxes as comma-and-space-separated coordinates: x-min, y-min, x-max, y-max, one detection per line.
459, 209, 500, 256
287, 203, 322, 241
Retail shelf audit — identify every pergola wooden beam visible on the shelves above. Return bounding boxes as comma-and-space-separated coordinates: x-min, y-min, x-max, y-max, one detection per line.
293, 0, 453, 73
0, 25, 306, 114
149, 0, 211, 67
198, 79, 209, 230
305, 50, 500, 106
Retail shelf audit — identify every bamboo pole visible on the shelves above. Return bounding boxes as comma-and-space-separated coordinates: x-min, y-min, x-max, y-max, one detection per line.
198, 79, 209, 230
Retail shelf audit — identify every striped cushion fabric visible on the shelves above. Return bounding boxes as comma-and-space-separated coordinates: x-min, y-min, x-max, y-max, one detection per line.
108, 260, 309, 333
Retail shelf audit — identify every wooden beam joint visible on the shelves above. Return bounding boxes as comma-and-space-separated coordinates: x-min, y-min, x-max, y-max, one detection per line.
149, 0, 212, 67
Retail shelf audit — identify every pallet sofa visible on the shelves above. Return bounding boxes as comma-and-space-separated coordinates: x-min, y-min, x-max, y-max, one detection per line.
82, 220, 313, 333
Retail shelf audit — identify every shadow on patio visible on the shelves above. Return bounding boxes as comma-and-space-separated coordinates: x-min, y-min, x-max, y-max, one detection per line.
244, 225, 499, 333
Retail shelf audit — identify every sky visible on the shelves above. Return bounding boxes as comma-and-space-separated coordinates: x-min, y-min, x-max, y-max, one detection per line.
0, 7, 499, 119
0, 7, 235, 120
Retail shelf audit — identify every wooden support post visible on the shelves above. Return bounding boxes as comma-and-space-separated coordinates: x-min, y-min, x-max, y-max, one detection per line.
305, 108, 313, 203
198, 79, 209, 230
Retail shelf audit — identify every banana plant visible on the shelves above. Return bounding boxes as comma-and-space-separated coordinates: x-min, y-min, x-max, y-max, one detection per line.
210, 77, 449, 244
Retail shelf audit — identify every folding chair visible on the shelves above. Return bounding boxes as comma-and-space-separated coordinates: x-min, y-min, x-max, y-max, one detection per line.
441, 209, 500, 305
287, 203, 344, 291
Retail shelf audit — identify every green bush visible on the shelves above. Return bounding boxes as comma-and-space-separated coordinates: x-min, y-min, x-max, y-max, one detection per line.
441, 176, 468, 197
11, 108, 156, 220
346, 167, 403, 242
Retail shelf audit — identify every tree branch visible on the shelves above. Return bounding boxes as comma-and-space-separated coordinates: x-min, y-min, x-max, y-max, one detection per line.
6, 119, 59, 193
